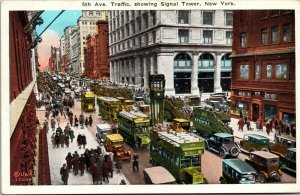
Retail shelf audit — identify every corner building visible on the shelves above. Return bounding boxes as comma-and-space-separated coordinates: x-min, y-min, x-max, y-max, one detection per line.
109, 10, 233, 96
231, 10, 295, 125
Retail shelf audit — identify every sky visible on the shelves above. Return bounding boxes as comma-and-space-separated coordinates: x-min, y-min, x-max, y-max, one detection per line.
36, 10, 82, 71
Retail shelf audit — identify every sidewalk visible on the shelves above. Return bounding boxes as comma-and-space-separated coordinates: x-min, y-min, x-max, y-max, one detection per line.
229, 118, 276, 142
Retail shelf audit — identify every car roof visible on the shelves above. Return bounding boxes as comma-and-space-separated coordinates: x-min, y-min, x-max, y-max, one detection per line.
173, 118, 189, 123
143, 166, 176, 184
223, 159, 256, 174
251, 151, 279, 159
106, 133, 123, 141
214, 133, 233, 138
96, 123, 111, 130
276, 134, 296, 141
288, 148, 296, 153
245, 134, 269, 140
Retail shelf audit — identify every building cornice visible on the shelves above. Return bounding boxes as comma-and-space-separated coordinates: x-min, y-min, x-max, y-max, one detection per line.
230, 48, 295, 58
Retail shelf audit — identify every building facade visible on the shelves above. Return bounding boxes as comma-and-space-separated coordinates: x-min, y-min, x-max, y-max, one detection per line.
77, 10, 108, 74
109, 10, 233, 96
231, 10, 295, 126
9, 11, 50, 185
84, 34, 97, 78
59, 36, 66, 72
70, 27, 80, 73
63, 26, 76, 73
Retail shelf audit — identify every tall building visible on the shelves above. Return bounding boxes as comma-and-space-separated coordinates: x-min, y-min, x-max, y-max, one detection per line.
48, 46, 60, 72
60, 36, 66, 72
77, 10, 108, 74
9, 11, 50, 185
70, 27, 79, 73
230, 10, 295, 126
84, 20, 109, 79
109, 10, 233, 96
63, 26, 76, 73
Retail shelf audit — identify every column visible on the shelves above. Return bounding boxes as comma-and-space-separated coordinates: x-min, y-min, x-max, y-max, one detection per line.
150, 55, 155, 74
143, 56, 149, 90
157, 53, 175, 96
191, 52, 200, 95
214, 52, 222, 93
110, 61, 113, 82
128, 58, 132, 85
135, 57, 141, 87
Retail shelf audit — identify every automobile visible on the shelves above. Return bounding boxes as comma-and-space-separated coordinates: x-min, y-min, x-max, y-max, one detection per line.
280, 148, 296, 174
206, 133, 240, 159
238, 134, 269, 153
269, 134, 296, 158
219, 159, 256, 184
143, 166, 177, 184
96, 123, 113, 143
245, 151, 282, 183
104, 133, 131, 161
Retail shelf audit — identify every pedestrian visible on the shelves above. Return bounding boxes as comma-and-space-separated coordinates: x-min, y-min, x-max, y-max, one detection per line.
72, 154, 79, 175
60, 164, 69, 185
77, 134, 83, 149
56, 126, 63, 135
90, 163, 100, 184
274, 119, 279, 134
84, 149, 91, 172
65, 133, 70, 148
51, 118, 56, 131
78, 154, 86, 176
132, 152, 139, 172
120, 179, 126, 185
82, 134, 87, 149
74, 116, 79, 128
237, 118, 244, 132
43, 120, 49, 133
102, 157, 110, 183
59, 133, 65, 148
115, 153, 123, 172
245, 117, 251, 131
89, 115, 93, 127
85, 117, 89, 127
69, 129, 75, 143
51, 133, 56, 147
266, 120, 272, 135
256, 119, 263, 131
69, 115, 73, 127
55, 133, 60, 148
79, 113, 84, 128
65, 152, 73, 172
106, 155, 113, 178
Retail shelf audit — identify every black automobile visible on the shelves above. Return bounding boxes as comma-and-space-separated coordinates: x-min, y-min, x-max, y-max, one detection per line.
206, 133, 240, 159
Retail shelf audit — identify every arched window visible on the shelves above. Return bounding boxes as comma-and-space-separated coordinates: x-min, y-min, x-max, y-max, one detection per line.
221, 53, 231, 67
198, 53, 215, 67
174, 53, 191, 68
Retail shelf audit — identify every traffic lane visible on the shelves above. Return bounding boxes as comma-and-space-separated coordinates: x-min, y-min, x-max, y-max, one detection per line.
201, 149, 222, 184
120, 144, 152, 184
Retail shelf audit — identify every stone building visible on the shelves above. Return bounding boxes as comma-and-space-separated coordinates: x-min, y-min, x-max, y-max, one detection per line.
109, 10, 233, 96
231, 10, 295, 125
9, 11, 50, 185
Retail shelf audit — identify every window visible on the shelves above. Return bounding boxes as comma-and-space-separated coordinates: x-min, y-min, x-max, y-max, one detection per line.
178, 29, 189, 43
151, 11, 156, 26
255, 64, 261, 79
264, 104, 277, 121
226, 31, 232, 44
266, 64, 273, 78
240, 33, 247, 48
203, 11, 214, 25
143, 14, 149, 29
271, 26, 279, 43
235, 102, 249, 116
240, 65, 249, 79
261, 28, 268, 45
152, 31, 156, 43
276, 64, 287, 79
237, 91, 250, 96
203, 30, 213, 44
178, 10, 189, 24
89, 11, 93, 16
145, 34, 148, 45
174, 53, 191, 68
264, 92, 278, 100
199, 53, 214, 67
225, 12, 233, 26
253, 91, 261, 97
131, 22, 135, 34
283, 24, 291, 42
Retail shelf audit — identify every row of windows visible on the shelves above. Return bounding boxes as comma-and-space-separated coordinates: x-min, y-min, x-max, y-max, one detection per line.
179, 29, 232, 44
259, 10, 293, 19
177, 10, 233, 26
240, 23, 292, 48
239, 64, 288, 80
235, 90, 278, 100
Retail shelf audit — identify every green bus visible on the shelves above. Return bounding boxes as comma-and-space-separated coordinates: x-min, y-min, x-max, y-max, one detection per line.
192, 107, 232, 138
150, 130, 206, 184
81, 92, 95, 112
97, 96, 120, 121
118, 110, 151, 148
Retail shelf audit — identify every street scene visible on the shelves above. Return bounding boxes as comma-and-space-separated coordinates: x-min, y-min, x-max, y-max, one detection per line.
7, 7, 296, 189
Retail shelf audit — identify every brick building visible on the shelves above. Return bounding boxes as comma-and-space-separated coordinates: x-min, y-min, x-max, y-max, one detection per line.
10, 11, 50, 185
84, 20, 109, 79
230, 10, 295, 127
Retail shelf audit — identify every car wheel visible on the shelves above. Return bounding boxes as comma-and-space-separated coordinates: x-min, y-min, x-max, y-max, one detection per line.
261, 148, 269, 152
270, 171, 281, 181
257, 171, 266, 183
219, 148, 226, 159
231, 147, 240, 157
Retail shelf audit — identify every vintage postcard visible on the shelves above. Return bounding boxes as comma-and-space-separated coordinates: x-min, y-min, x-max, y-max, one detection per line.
1, 0, 299, 194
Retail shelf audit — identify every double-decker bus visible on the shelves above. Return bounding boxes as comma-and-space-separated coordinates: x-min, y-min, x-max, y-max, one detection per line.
118, 110, 151, 148
81, 92, 95, 112
97, 96, 120, 121
150, 129, 206, 184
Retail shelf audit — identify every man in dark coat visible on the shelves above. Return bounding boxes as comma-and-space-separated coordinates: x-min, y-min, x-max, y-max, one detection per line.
89, 115, 93, 127
60, 164, 69, 185
77, 134, 83, 149
78, 154, 86, 176
74, 115, 79, 128
55, 133, 60, 148
72, 154, 79, 175
64, 133, 70, 148
132, 153, 139, 172
90, 163, 100, 184
79, 113, 84, 128
56, 126, 63, 135
69, 114, 73, 126
69, 129, 75, 143
84, 149, 90, 172
59, 133, 65, 148
65, 152, 73, 172
82, 134, 87, 149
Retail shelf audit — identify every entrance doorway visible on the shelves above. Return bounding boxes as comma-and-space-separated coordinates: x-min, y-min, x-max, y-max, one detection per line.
252, 103, 260, 121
